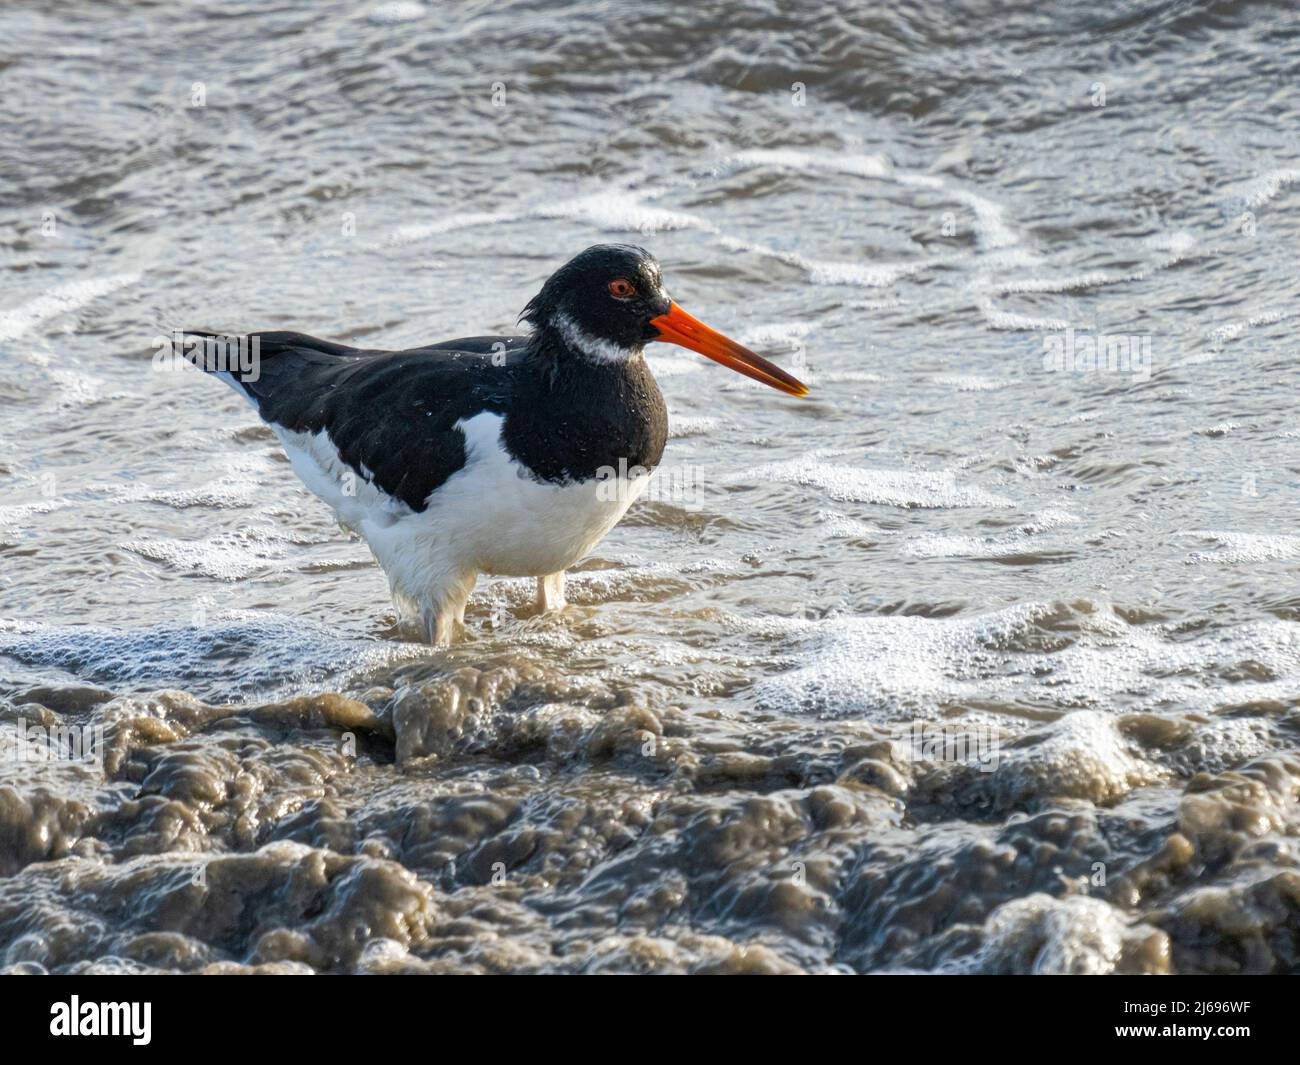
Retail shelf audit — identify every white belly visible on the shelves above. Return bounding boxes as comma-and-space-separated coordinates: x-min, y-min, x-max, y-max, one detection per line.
416, 411, 646, 577
276, 411, 647, 602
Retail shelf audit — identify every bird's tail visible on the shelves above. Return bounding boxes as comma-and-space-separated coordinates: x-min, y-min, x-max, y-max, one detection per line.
173, 329, 359, 397
176, 330, 266, 385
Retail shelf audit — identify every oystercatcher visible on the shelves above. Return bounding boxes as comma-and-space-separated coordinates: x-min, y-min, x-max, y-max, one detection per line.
191, 244, 807, 644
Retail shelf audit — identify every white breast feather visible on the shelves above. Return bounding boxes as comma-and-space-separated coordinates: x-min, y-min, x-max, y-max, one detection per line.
272, 412, 648, 605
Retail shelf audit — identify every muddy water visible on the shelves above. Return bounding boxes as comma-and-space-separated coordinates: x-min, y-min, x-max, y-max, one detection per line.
2, 0, 1299, 973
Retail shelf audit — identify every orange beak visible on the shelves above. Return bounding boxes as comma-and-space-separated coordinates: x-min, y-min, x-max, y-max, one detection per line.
649, 303, 809, 397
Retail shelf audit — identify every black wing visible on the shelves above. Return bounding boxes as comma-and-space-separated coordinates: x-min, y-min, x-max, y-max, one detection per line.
193, 330, 530, 511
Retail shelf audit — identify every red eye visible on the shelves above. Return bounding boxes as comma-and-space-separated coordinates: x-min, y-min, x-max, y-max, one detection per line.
608, 278, 636, 299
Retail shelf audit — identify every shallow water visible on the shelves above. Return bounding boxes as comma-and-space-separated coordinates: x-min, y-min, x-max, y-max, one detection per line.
2, 0, 1299, 973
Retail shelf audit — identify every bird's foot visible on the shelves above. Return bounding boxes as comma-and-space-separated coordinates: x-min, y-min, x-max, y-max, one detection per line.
421, 609, 457, 647
411, 571, 478, 646
536, 572, 567, 612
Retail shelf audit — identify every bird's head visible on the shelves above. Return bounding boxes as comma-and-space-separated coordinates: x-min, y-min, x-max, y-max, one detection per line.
521, 243, 808, 396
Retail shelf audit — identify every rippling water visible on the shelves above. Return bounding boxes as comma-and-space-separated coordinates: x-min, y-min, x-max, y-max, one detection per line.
2, 0, 1299, 974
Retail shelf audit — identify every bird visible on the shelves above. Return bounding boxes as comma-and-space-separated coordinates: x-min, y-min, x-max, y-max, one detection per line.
188, 244, 808, 644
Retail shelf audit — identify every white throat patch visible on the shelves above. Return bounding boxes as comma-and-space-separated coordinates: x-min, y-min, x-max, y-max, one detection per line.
553, 311, 638, 365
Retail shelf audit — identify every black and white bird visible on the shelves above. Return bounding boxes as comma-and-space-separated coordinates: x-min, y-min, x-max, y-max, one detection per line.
192, 244, 808, 644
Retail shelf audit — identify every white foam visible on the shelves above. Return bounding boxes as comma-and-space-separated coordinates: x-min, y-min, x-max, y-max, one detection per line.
901, 534, 1044, 560
988, 232, 1195, 297
728, 146, 1019, 258
727, 149, 892, 180
645, 354, 704, 380
802, 256, 926, 287
112, 475, 265, 510
991, 270, 1126, 295
379, 189, 705, 248
717, 234, 928, 288
1149, 230, 1197, 257
977, 298, 1069, 332
752, 603, 1049, 716
483, 557, 745, 613
1183, 531, 1300, 564
382, 211, 511, 248
366, 1, 426, 23
1228, 168, 1300, 210
954, 894, 1150, 975
122, 524, 291, 581
817, 510, 881, 539
896, 172, 1020, 250
749, 458, 1014, 509
667, 415, 720, 438
725, 154, 1019, 253
1205, 307, 1291, 350
931, 374, 1004, 392
1027, 615, 1300, 713
751, 602, 1300, 719
1170, 718, 1273, 774
534, 193, 704, 233
0, 613, 431, 703
902, 510, 1078, 558
43, 368, 115, 407
816, 370, 885, 384
991, 710, 1161, 804
736, 322, 812, 348
0, 499, 63, 530
978, 229, 1195, 339
0, 273, 141, 343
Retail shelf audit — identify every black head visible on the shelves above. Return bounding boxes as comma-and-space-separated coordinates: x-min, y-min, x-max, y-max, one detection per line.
521, 244, 671, 362
522, 243, 810, 395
